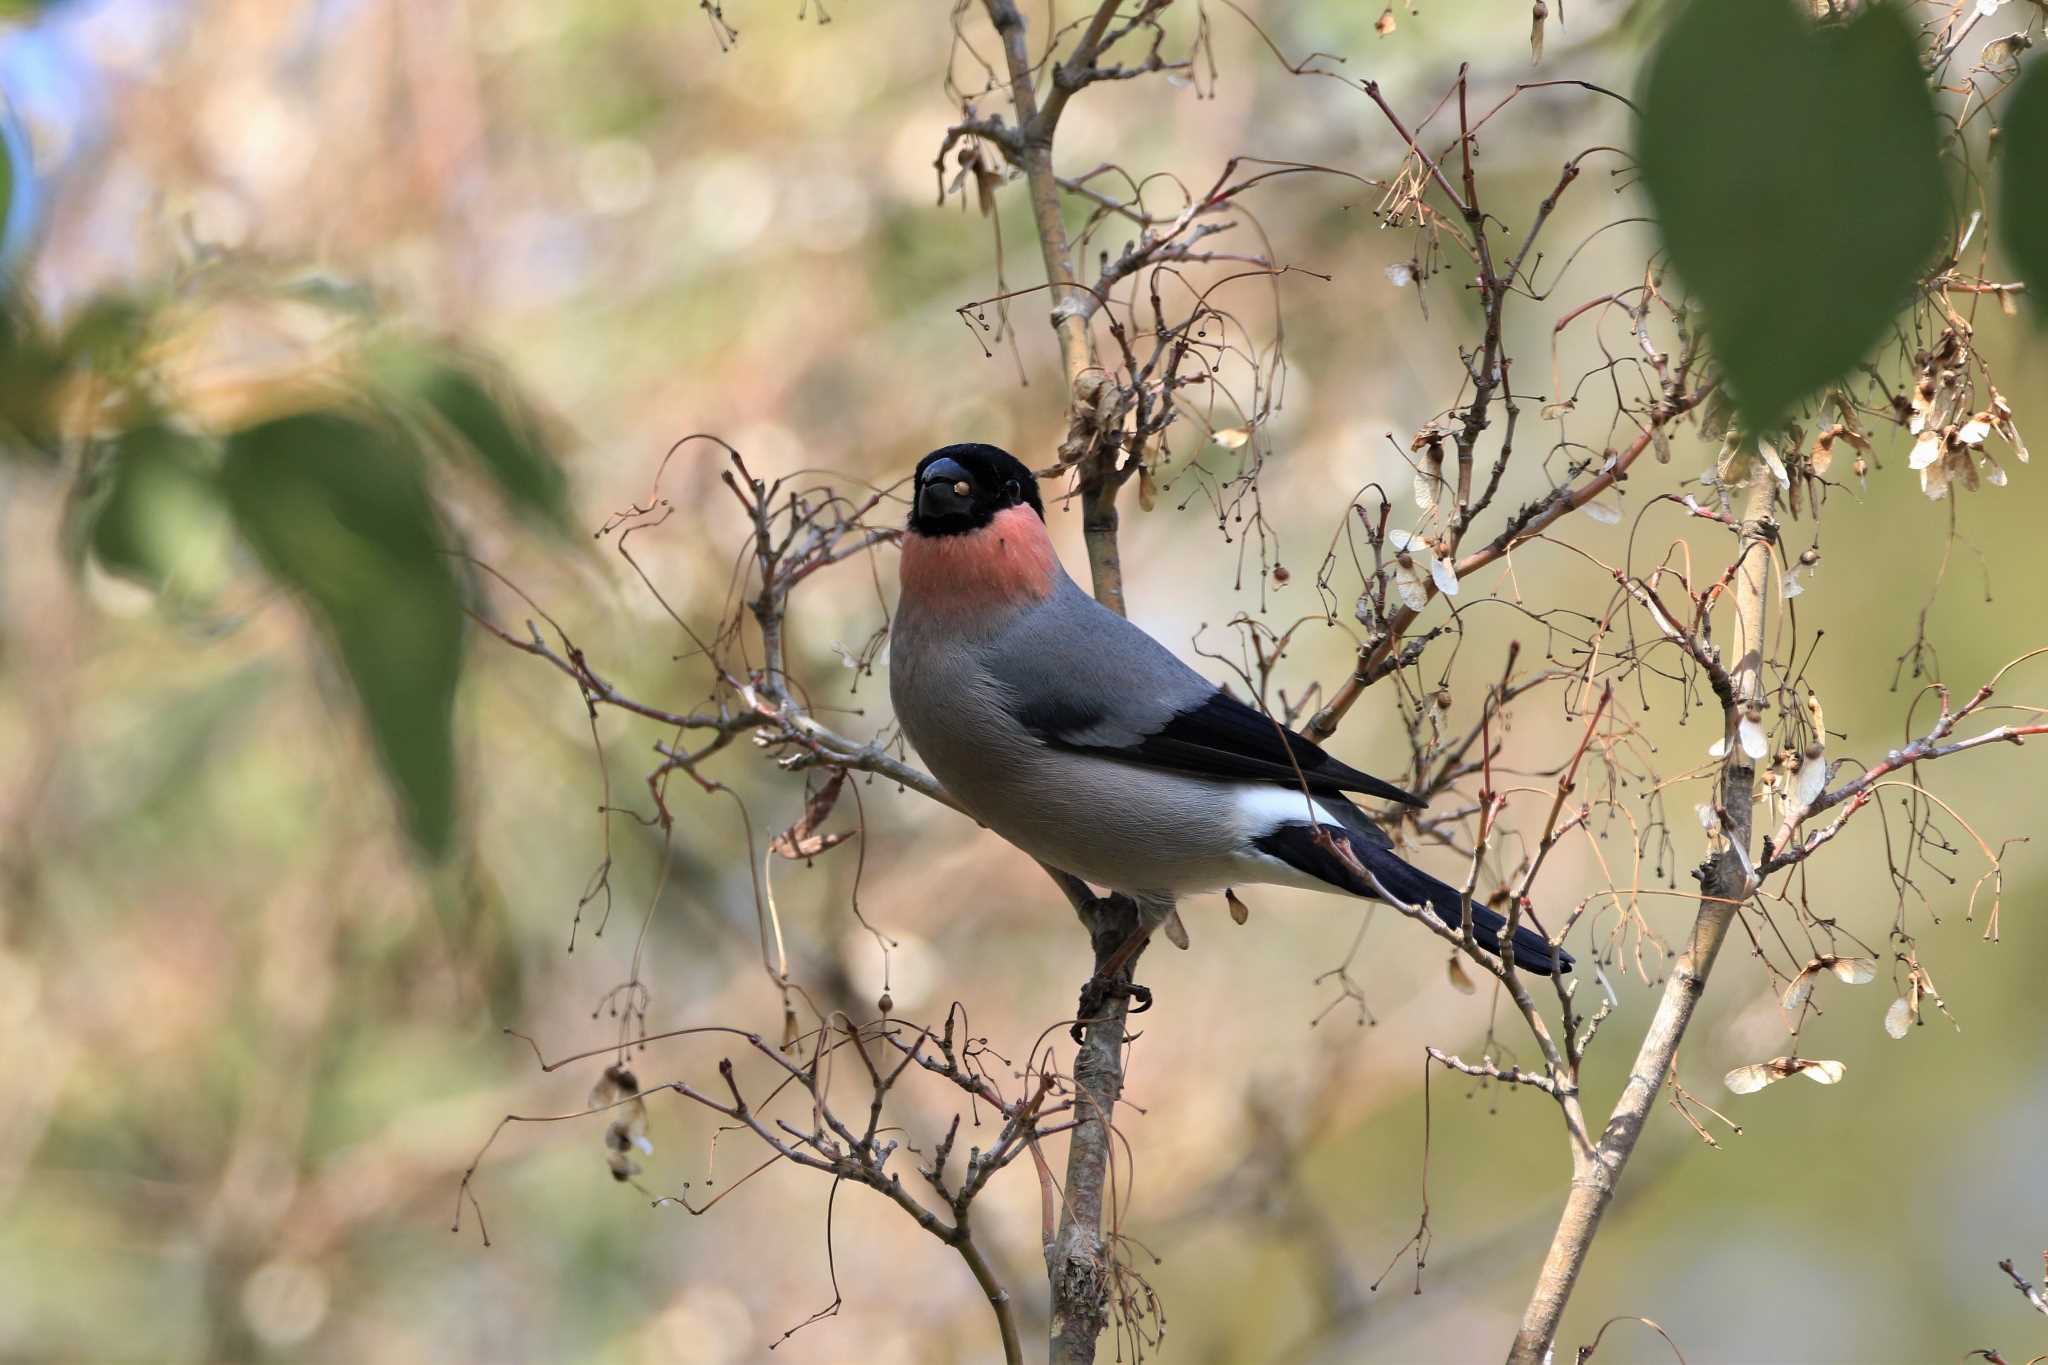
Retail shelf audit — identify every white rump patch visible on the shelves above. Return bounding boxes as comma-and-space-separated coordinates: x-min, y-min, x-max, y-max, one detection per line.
1232, 784, 1346, 837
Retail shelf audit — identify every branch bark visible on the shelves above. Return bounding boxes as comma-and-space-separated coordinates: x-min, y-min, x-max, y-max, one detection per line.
1505, 470, 1777, 1365
983, 0, 1128, 615
1048, 895, 1144, 1364
1998, 1257, 2048, 1319
958, 1223, 1026, 1364
980, 5, 1142, 1360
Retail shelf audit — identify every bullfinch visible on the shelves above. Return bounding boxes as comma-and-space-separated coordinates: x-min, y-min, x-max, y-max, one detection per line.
887, 443, 1572, 980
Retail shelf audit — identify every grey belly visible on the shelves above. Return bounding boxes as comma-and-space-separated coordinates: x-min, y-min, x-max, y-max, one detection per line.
889, 610, 1329, 899
924, 739, 1273, 896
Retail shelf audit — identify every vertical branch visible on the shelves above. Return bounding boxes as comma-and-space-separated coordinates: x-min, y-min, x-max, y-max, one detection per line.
1077, 434, 1127, 619
1506, 472, 1777, 1365
1049, 896, 1145, 1365
983, 0, 1127, 614
979, 6, 1142, 1361
1450, 67, 1497, 524
984, 1, 1094, 385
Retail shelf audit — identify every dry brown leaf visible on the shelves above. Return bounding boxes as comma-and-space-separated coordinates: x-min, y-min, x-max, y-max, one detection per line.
771, 768, 854, 859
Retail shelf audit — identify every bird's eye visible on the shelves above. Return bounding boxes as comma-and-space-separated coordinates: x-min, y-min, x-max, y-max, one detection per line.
1003, 478, 1020, 499
952, 479, 971, 497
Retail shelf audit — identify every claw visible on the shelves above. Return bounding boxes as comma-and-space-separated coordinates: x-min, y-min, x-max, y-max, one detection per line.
1071, 973, 1154, 1043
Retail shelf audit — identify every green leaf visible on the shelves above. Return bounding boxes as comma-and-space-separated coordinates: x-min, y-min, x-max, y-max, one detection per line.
1997, 57, 2048, 327
423, 362, 570, 530
0, 105, 11, 270
0, 86, 33, 281
0, 306, 63, 461
371, 343, 571, 532
83, 424, 231, 599
222, 411, 465, 858
1638, 0, 1946, 434
57, 293, 149, 371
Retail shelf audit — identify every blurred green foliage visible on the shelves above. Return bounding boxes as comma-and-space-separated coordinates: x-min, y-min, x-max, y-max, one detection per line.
2000, 55, 2048, 326
372, 344, 574, 536
1637, 0, 1945, 435
1, 271, 569, 857
220, 411, 468, 858
77, 422, 229, 599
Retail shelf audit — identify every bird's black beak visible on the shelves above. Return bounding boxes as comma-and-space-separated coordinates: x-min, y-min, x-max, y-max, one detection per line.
917, 456, 975, 522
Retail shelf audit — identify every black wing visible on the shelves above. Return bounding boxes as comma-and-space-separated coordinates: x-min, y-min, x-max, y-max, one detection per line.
1022, 688, 1426, 808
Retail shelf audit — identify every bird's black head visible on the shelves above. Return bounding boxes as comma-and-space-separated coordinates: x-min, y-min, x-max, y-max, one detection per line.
909, 444, 1044, 537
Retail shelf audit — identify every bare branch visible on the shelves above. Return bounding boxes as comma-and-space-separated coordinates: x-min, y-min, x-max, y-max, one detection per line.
1508, 472, 1777, 1364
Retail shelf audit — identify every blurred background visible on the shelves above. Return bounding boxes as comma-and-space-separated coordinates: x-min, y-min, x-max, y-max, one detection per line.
2, 1, 2045, 1361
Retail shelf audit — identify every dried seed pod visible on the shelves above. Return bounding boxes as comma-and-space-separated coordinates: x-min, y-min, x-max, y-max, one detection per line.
1795, 746, 1826, 805
1810, 425, 1838, 474
1725, 1056, 1846, 1094
1386, 531, 1442, 609
1738, 707, 1769, 761
1782, 955, 1876, 1010
590, 1065, 653, 1182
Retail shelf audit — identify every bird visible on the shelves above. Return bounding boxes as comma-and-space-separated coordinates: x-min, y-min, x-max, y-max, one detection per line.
886, 442, 1572, 1003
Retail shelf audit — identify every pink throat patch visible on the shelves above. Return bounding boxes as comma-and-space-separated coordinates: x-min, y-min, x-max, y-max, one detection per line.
901, 504, 1059, 609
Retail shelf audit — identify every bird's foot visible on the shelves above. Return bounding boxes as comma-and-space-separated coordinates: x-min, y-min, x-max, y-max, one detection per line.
1072, 974, 1152, 1044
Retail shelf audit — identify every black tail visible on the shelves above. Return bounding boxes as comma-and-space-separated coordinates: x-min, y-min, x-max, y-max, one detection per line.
1255, 823, 1573, 974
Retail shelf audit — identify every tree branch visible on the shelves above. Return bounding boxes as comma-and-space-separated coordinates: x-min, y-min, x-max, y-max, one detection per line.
1506, 471, 1777, 1365
978, 6, 1148, 1360
1306, 380, 1715, 740
959, 1218, 1027, 1364
1998, 1257, 2048, 1320
1048, 895, 1145, 1365
982, 0, 1129, 615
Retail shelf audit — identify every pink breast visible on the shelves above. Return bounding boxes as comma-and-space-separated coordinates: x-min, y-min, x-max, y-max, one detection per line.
900, 504, 1059, 609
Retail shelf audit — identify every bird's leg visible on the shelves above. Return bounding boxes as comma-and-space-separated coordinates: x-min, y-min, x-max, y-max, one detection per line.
1074, 930, 1151, 1042
1071, 895, 1163, 1043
